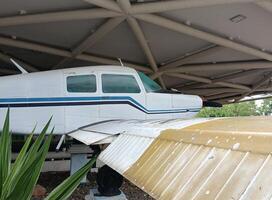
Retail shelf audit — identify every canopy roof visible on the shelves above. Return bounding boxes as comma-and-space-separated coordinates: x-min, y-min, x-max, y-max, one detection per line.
0, 0, 272, 103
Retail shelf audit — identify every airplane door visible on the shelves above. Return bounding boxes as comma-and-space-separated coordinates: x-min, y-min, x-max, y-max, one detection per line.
64, 71, 100, 132
99, 72, 146, 120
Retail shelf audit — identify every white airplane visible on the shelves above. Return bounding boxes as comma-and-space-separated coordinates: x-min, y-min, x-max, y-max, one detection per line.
1, 62, 272, 199
0, 64, 202, 135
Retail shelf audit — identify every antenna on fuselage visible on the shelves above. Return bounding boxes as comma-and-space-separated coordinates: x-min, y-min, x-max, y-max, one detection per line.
118, 58, 124, 66
10, 58, 28, 74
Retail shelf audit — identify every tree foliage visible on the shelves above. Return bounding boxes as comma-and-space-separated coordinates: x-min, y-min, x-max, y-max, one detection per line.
257, 98, 272, 116
197, 101, 259, 117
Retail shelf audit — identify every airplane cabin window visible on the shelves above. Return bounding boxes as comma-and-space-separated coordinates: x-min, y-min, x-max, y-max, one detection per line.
138, 72, 162, 92
102, 74, 141, 93
67, 75, 96, 93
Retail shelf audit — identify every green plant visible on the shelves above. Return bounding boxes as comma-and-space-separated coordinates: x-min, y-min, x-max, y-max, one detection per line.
0, 110, 96, 200
197, 101, 259, 117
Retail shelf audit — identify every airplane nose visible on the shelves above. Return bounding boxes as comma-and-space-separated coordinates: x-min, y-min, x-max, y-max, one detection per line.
172, 94, 202, 110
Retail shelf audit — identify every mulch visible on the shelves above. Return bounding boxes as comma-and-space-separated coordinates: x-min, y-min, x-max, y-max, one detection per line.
36, 171, 154, 200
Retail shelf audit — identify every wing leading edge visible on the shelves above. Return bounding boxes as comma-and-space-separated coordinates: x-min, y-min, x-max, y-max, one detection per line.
97, 116, 272, 200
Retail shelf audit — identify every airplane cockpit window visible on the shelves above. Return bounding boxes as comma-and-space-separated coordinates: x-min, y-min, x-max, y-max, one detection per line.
102, 74, 141, 93
138, 72, 162, 92
67, 75, 96, 93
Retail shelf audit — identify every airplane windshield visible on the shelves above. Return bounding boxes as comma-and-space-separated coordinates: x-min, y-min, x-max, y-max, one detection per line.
138, 72, 162, 92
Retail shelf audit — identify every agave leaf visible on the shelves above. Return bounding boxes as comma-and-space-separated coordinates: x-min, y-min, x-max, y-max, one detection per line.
3, 120, 51, 199
0, 109, 11, 197
6, 130, 53, 200
1, 134, 33, 198
6, 150, 44, 200
45, 157, 96, 200
23, 132, 53, 200
24, 117, 52, 164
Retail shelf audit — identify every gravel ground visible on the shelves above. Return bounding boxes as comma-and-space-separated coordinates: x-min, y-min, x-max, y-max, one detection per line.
37, 171, 154, 200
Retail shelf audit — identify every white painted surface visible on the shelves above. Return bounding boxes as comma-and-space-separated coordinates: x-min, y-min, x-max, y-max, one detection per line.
0, 65, 202, 138
98, 118, 212, 174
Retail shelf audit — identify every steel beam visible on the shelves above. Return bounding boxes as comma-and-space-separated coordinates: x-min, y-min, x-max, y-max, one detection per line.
239, 94, 272, 103
163, 61, 272, 73
0, 8, 121, 27
152, 45, 219, 79
207, 92, 242, 101
130, 0, 254, 14
212, 69, 267, 82
255, 1, 272, 13
119, 0, 166, 88
84, 0, 121, 12
127, 16, 166, 88
216, 93, 244, 103
55, 17, 125, 68
0, 36, 152, 73
180, 69, 271, 89
136, 14, 272, 62
72, 17, 125, 56
181, 88, 244, 94
160, 45, 219, 70
236, 72, 272, 101
117, 0, 167, 88
117, 0, 132, 14
166, 73, 251, 90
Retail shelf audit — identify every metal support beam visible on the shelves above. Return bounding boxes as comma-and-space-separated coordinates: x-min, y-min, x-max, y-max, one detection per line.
73, 17, 125, 56
212, 69, 268, 82
163, 61, 272, 74
239, 94, 272, 103
255, 1, 272, 13
152, 45, 219, 79
0, 0, 256, 28
0, 52, 39, 72
207, 92, 242, 101
166, 73, 251, 91
216, 93, 244, 103
160, 45, 219, 70
136, 14, 272, 62
126, 17, 157, 72
216, 73, 272, 103
178, 69, 271, 89
0, 8, 121, 27
181, 87, 244, 94
127, 16, 166, 88
84, 0, 121, 12
0, 36, 152, 73
116, 0, 167, 88
130, 0, 254, 14
117, 0, 132, 14
55, 17, 125, 68
236, 72, 272, 101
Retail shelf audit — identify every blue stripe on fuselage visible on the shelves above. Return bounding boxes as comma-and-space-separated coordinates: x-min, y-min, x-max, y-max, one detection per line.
0, 96, 201, 114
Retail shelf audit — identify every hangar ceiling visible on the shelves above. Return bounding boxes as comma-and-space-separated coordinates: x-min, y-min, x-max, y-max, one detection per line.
0, 0, 272, 104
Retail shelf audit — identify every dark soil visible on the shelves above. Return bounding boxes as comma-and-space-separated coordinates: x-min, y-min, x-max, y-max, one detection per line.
36, 172, 154, 200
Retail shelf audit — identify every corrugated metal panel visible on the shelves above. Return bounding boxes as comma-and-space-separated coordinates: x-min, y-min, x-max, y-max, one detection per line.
99, 116, 272, 200
99, 134, 155, 174
69, 118, 210, 145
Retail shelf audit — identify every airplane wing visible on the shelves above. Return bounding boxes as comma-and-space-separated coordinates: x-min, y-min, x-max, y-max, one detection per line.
70, 117, 272, 199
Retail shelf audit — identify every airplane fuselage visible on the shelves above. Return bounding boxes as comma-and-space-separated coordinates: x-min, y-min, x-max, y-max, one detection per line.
0, 66, 202, 134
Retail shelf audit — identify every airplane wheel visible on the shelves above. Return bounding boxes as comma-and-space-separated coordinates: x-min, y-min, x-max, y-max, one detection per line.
96, 165, 123, 196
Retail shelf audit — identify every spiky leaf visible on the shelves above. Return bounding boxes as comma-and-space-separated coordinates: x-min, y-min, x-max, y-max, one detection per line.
45, 157, 96, 200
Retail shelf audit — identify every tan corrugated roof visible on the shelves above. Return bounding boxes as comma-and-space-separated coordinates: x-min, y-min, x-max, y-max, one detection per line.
99, 117, 272, 199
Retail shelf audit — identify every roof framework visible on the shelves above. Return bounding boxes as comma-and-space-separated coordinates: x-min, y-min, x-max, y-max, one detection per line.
0, 0, 272, 103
